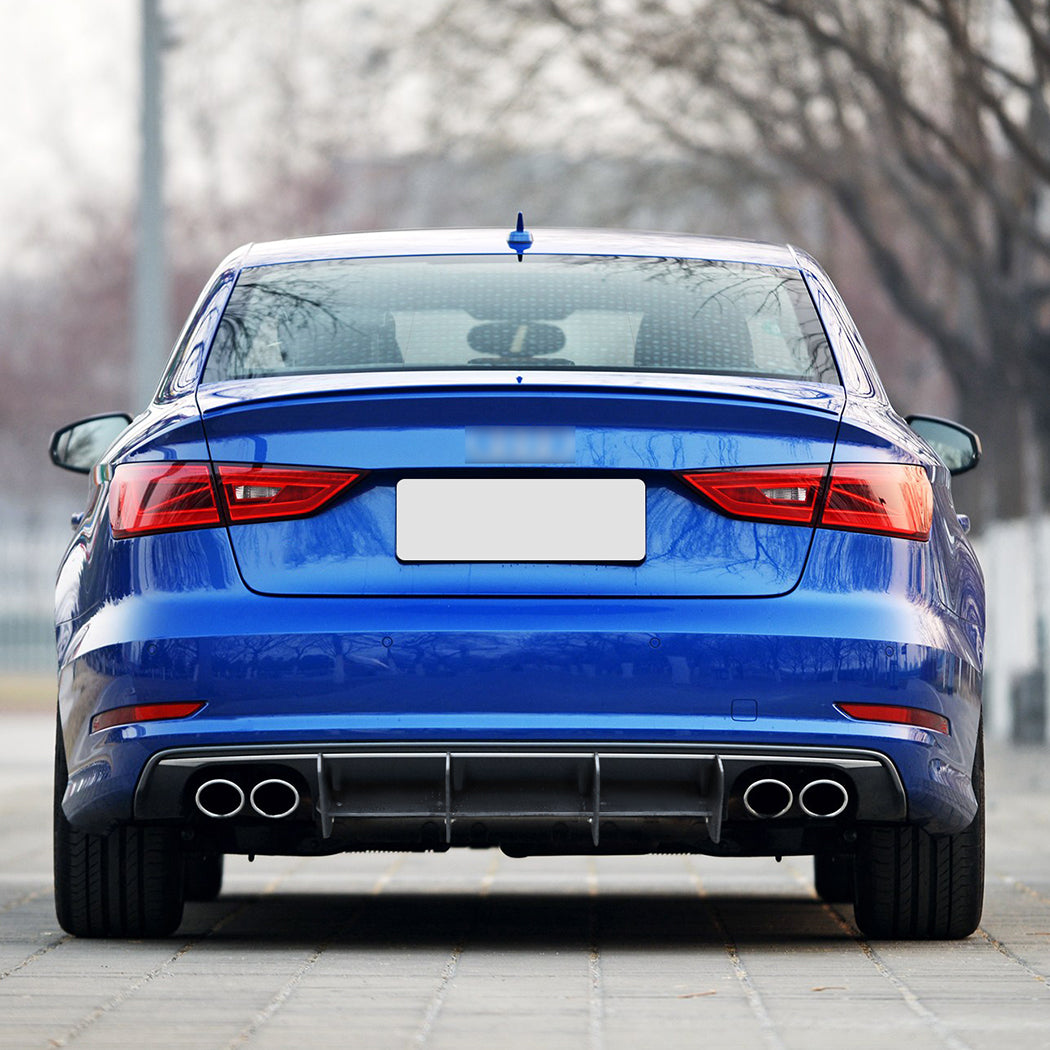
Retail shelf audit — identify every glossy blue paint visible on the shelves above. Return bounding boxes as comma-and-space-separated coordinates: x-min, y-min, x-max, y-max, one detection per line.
57, 580, 980, 835
56, 513, 982, 833
201, 386, 841, 598
53, 228, 985, 861
196, 371, 848, 412
507, 212, 533, 256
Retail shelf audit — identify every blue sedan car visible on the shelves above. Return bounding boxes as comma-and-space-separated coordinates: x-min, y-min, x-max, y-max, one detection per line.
50, 222, 984, 940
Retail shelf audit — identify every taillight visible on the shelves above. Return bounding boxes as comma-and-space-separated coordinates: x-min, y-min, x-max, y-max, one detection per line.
680, 462, 932, 540
835, 703, 950, 735
110, 463, 221, 538
680, 467, 825, 526
109, 462, 363, 537
822, 464, 932, 540
216, 465, 361, 524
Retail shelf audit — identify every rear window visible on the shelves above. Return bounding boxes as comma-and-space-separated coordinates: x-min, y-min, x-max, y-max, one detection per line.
202, 255, 839, 384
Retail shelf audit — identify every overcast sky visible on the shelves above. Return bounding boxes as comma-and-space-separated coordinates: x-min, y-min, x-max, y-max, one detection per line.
0, 2, 138, 268
0, 1, 451, 275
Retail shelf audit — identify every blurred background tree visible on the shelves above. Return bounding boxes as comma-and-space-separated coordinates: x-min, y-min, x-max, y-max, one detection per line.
410, 0, 1050, 520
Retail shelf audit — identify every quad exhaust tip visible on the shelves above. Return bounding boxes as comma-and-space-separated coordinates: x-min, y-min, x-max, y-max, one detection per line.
194, 779, 245, 819
742, 778, 793, 819
194, 777, 301, 819
249, 779, 301, 819
799, 779, 849, 819
742, 777, 850, 819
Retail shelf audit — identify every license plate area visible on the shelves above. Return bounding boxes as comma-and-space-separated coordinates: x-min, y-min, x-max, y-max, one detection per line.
396, 478, 646, 563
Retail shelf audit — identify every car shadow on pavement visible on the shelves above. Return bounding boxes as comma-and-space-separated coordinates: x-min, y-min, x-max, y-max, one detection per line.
178, 890, 854, 948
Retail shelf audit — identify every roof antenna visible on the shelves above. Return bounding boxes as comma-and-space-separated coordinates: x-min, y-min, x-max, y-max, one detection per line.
507, 211, 533, 261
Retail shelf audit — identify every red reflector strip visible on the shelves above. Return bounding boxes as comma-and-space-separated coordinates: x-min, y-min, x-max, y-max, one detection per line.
110, 463, 221, 538
679, 467, 826, 525
836, 703, 950, 735
823, 463, 932, 541
216, 465, 362, 523
91, 701, 206, 734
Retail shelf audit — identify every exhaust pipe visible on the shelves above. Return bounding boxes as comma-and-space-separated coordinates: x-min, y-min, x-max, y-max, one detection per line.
195, 779, 245, 819
799, 779, 849, 818
742, 778, 793, 819
249, 778, 301, 819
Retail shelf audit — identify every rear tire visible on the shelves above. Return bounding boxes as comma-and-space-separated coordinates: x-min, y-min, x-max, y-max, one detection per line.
184, 853, 224, 902
53, 717, 185, 938
813, 852, 855, 904
853, 728, 984, 940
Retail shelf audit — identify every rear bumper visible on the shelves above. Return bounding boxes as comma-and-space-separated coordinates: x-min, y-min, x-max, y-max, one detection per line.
58, 582, 982, 842
134, 741, 907, 856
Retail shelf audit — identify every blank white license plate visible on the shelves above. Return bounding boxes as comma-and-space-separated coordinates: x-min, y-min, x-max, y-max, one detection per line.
396, 478, 646, 563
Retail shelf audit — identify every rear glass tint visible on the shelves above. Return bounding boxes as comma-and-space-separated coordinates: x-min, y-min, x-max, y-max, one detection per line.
202, 256, 839, 384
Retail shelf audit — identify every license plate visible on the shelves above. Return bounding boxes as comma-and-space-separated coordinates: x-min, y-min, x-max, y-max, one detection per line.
396, 478, 646, 563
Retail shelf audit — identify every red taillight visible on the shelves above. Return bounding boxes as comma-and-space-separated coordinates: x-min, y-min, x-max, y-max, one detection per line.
109, 462, 364, 537
91, 701, 206, 734
680, 467, 826, 525
110, 463, 221, 538
822, 464, 932, 541
680, 462, 932, 540
216, 465, 362, 524
836, 703, 950, 735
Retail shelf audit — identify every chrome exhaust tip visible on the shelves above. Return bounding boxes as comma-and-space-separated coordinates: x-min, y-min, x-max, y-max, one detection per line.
799, 779, 849, 819
249, 778, 300, 819
742, 778, 794, 819
195, 779, 245, 819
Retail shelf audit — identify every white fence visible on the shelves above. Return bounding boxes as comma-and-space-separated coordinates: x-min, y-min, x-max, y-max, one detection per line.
0, 508, 70, 674
973, 518, 1046, 744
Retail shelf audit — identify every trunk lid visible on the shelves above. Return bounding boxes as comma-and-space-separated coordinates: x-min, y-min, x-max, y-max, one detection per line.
198, 375, 843, 598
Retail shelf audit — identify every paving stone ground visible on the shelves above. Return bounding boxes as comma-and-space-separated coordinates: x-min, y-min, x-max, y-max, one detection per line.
2, 711, 1049, 1049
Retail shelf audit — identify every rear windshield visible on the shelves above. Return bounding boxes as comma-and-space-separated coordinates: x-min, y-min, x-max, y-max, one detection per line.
202, 255, 839, 384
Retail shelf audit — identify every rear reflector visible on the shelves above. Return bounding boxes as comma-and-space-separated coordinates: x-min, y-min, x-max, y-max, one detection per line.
91, 701, 206, 734
835, 703, 950, 735
217, 465, 362, 524
110, 463, 221, 538
680, 462, 932, 540
109, 462, 363, 537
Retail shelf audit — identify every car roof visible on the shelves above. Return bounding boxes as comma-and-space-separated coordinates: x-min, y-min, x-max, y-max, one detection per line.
237, 228, 804, 269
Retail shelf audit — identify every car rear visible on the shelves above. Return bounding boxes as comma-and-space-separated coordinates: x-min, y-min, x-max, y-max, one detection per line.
53, 228, 984, 939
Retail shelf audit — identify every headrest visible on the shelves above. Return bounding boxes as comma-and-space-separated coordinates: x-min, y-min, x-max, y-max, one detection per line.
634, 300, 753, 372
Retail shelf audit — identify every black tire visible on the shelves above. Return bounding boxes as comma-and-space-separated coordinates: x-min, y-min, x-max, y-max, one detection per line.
853, 727, 984, 940
813, 852, 855, 904
53, 717, 185, 938
184, 853, 224, 902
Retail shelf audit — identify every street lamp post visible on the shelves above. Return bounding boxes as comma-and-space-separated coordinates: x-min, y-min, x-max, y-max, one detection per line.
133, 0, 167, 411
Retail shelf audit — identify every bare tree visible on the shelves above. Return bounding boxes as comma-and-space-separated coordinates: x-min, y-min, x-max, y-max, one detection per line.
418, 0, 1050, 517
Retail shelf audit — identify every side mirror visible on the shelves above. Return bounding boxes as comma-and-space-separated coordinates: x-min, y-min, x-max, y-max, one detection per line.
905, 415, 982, 476
50, 413, 133, 474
